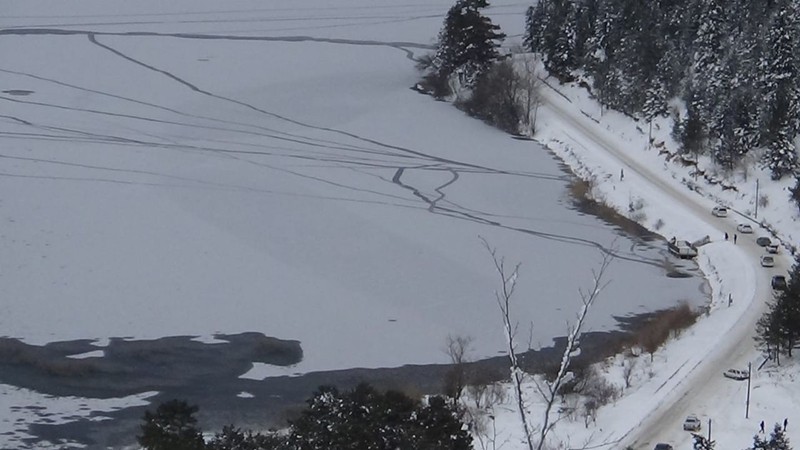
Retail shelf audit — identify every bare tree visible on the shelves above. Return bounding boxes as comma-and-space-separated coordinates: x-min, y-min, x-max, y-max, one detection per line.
483, 237, 612, 450
444, 334, 474, 408
518, 52, 542, 135
484, 239, 534, 450
508, 44, 542, 135
622, 358, 637, 390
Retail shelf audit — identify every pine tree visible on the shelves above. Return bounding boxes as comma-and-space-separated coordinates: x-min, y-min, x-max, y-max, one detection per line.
692, 432, 715, 450
524, 1, 548, 54
752, 433, 770, 450
434, 0, 505, 87
137, 400, 205, 450
690, 0, 726, 133
761, 4, 800, 178
681, 91, 707, 157
767, 422, 793, 450
288, 384, 471, 450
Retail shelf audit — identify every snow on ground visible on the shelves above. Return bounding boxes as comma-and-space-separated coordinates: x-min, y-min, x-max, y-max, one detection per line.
2, 1, 799, 449
475, 59, 800, 449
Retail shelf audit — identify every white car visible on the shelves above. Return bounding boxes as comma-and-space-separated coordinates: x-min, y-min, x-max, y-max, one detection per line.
737, 223, 754, 234
767, 243, 780, 253
683, 415, 702, 431
761, 255, 775, 268
712, 206, 728, 217
723, 368, 749, 380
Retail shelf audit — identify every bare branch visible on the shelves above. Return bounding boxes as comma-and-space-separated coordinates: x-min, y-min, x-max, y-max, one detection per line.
484, 238, 614, 450
483, 238, 535, 450
536, 250, 613, 450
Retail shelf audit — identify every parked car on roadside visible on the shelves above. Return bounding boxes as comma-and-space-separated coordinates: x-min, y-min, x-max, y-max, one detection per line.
767, 243, 780, 253
684, 415, 702, 431
761, 255, 775, 268
737, 223, 754, 234
756, 236, 772, 247
723, 368, 750, 380
654, 444, 674, 450
712, 206, 728, 217
772, 275, 787, 291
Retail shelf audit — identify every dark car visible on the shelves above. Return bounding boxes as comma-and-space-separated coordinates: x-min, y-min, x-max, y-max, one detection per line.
654, 444, 674, 450
772, 275, 788, 291
756, 236, 772, 247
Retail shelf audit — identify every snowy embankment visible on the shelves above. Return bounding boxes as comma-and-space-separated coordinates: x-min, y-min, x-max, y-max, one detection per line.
480, 69, 800, 449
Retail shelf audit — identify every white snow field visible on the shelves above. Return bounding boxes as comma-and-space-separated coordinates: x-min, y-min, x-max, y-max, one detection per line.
1, 1, 798, 449
0, 1, 703, 371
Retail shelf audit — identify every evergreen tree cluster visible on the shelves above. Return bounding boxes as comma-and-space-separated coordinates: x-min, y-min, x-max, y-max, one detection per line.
524, 0, 800, 178
138, 384, 472, 450
749, 423, 792, 450
434, 0, 506, 87
755, 259, 800, 363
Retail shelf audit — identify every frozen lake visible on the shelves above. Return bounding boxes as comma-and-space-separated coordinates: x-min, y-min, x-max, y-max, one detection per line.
0, 0, 707, 376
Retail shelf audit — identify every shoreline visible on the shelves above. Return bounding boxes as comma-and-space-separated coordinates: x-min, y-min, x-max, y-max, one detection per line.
0, 154, 709, 448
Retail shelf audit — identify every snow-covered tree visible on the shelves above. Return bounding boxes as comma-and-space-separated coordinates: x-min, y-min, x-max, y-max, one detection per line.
761, 4, 800, 178
692, 432, 715, 450
288, 384, 472, 450
750, 423, 794, 450
525, 0, 579, 81
434, 0, 505, 87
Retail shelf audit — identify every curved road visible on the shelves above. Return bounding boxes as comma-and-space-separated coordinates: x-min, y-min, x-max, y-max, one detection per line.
538, 84, 784, 450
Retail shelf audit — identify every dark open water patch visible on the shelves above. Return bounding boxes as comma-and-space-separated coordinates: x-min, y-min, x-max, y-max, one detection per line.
3, 324, 663, 449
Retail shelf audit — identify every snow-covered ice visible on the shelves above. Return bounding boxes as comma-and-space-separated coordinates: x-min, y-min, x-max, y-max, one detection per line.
2, 0, 799, 449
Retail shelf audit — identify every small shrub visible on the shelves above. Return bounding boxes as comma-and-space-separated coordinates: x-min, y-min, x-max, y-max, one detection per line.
635, 302, 700, 360
458, 60, 523, 134
418, 71, 453, 99
569, 177, 595, 201
654, 218, 665, 230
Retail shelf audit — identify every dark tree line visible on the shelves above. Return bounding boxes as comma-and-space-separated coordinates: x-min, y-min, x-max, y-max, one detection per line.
756, 259, 800, 364
138, 385, 472, 450
524, 0, 800, 179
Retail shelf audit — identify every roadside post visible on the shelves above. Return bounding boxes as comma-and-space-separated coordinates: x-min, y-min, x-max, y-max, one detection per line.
708, 418, 712, 442
746, 362, 752, 418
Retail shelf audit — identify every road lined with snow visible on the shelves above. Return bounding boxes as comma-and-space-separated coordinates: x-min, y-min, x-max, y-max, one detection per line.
536, 78, 787, 449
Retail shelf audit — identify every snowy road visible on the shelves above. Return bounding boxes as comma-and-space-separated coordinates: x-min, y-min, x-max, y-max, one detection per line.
536, 79, 786, 449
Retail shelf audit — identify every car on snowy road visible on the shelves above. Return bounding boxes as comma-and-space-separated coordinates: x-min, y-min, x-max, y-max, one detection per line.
772, 275, 788, 291
712, 206, 728, 217
761, 255, 775, 268
654, 444, 674, 450
767, 243, 780, 254
756, 236, 772, 247
683, 415, 702, 431
737, 223, 754, 234
723, 368, 749, 380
